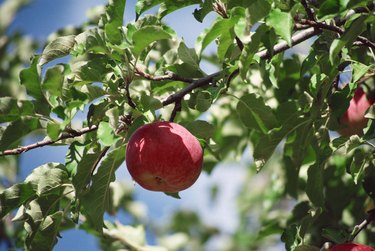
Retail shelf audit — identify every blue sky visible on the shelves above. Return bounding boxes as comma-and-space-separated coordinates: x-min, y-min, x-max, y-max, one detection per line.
4, 1, 249, 250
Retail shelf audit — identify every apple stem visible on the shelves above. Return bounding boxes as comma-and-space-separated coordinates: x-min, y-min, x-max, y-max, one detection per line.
349, 208, 375, 241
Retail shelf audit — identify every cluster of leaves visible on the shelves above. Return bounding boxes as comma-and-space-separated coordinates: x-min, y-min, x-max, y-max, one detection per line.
0, 0, 375, 250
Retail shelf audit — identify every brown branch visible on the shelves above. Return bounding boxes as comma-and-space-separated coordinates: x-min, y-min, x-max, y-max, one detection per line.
0, 125, 98, 156
257, 27, 320, 60
301, 0, 316, 21
169, 100, 182, 122
297, 19, 375, 50
162, 71, 222, 106
135, 67, 194, 83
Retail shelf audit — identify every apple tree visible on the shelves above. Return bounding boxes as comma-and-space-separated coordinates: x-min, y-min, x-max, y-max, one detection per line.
0, 0, 375, 250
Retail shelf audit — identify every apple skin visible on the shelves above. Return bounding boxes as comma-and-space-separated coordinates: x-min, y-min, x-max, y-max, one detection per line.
125, 121, 203, 193
329, 243, 375, 251
339, 87, 375, 136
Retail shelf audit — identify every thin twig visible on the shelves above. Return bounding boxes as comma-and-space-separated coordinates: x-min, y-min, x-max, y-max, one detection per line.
301, 0, 316, 21
350, 209, 375, 241
162, 71, 222, 106
0, 125, 98, 156
169, 100, 182, 122
135, 67, 194, 83
297, 19, 375, 50
124, 79, 136, 109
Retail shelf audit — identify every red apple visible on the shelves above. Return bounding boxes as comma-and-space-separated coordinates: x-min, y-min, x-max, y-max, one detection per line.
125, 121, 203, 192
329, 243, 375, 251
339, 87, 375, 136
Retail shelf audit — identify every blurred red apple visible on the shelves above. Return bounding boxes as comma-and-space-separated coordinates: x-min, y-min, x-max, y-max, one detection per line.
125, 121, 203, 193
339, 87, 375, 136
329, 243, 375, 251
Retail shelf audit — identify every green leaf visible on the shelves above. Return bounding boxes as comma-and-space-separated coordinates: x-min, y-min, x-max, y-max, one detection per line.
81, 145, 126, 233
266, 9, 293, 46
322, 227, 350, 243
236, 93, 279, 134
0, 182, 35, 218
306, 163, 324, 207
46, 122, 61, 141
97, 121, 117, 146
239, 24, 268, 78
27, 211, 63, 251
318, 0, 349, 19
72, 149, 106, 195
195, 91, 212, 112
351, 61, 371, 83
0, 117, 41, 151
184, 120, 215, 140
132, 25, 172, 56
158, 0, 201, 19
43, 64, 65, 97
72, 54, 110, 83
295, 245, 320, 251
0, 97, 35, 123
349, 150, 367, 184
24, 197, 64, 251
104, 0, 126, 44
140, 94, 163, 112
281, 224, 303, 251
363, 163, 375, 201
135, 0, 163, 20
25, 163, 69, 196
164, 192, 181, 199
20, 56, 43, 100
247, 0, 271, 25
193, 0, 214, 22
329, 15, 367, 64
39, 35, 76, 66
178, 41, 199, 69
72, 28, 107, 56
196, 15, 240, 55
253, 102, 305, 170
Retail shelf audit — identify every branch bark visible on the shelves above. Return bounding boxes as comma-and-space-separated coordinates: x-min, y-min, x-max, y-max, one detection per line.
0, 125, 98, 156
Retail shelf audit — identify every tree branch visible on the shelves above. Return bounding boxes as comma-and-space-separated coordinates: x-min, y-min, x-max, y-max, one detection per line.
301, 0, 316, 21
135, 67, 194, 83
350, 209, 375, 241
297, 19, 375, 50
0, 125, 98, 156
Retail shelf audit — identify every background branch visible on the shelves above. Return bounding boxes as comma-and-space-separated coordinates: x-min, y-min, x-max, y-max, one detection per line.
0, 125, 98, 156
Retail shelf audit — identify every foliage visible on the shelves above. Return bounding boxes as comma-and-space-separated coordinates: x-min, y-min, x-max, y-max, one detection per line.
0, 0, 375, 250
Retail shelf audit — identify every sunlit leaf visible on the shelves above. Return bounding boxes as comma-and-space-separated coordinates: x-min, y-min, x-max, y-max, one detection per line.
39, 35, 75, 66
104, 0, 126, 44
25, 163, 69, 196
266, 9, 293, 46
132, 25, 172, 56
